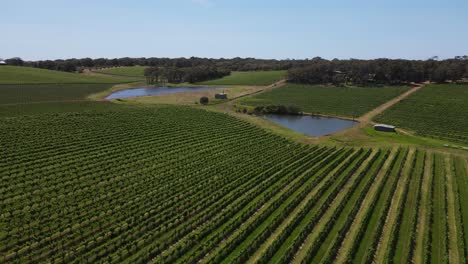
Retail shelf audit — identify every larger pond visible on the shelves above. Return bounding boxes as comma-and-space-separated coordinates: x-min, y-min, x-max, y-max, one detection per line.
106, 87, 223, 99
263, 114, 358, 136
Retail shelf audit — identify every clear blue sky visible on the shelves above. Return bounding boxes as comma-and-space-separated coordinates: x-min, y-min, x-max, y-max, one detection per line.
2, 0, 467, 60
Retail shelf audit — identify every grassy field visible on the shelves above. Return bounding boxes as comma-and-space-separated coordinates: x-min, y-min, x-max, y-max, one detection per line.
1, 104, 467, 263
0, 83, 115, 105
198, 70, 286, 86
0, 66, 138, 84
0, 66, 142, 116
94, 66, 147, 78
240, 84, 409, 118
375, 84, 468, 144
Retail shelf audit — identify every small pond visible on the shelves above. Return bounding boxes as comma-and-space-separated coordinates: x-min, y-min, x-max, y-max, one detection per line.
106, 87, 224, 100
263, 114, 358, 136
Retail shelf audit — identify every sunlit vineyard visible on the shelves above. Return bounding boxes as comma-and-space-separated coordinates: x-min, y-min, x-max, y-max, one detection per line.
240, 84, 409, 117
1, 105, 467, 263
376, 84, 468, 144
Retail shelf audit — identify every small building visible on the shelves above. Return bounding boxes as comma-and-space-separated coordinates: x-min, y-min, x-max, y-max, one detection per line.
215, 93, 228, 100
374, 124, 396, 132
0, 60, 6, 65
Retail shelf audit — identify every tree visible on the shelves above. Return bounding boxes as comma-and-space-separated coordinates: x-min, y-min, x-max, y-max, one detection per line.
200, 96, 209, 105
5, 57, 24, 66
144, 67, 160, 85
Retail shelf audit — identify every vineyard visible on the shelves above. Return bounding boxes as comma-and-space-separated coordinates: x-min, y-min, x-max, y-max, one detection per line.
0, 66, 139, 84
375, 84, 468, 144
95, 66, 148, 78
197, 71, 286, 86
240, 84, 409, 117
1, 105, 467, 263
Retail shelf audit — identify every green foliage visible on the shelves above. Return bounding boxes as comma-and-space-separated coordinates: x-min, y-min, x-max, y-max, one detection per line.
0, 105, 466, 263
198, 70, 286, 86
95, 66, 148, 78
376, 84, 468, 143
253, 105, 302, 115
241, 84, 408, 117
0, 66, 138, 84
200, 96, 209, 105
0, 84, 114, 105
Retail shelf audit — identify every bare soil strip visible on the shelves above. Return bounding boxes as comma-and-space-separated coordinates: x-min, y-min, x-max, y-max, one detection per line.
373, 148, 415, 263
413, 153, 433, 264
333, 148, 399, 263
445, 155, 460, 263
358, 83, 423, 123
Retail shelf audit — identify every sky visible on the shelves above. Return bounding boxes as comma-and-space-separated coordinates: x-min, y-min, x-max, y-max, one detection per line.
1, 0, 467, 61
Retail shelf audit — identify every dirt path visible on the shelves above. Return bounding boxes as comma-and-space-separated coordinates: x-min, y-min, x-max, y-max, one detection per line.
226, 79, 287, 102
358, 83, 424, 123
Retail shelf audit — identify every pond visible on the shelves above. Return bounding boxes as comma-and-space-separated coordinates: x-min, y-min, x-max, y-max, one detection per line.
263, 114, 358, 136
106, 87, 224, 100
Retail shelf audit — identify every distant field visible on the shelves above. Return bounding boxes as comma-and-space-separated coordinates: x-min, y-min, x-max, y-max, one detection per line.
0, 101, 118, 117
0, 83, 114, 105
198, 70, 286, 86
376, 84, 468, 143
0, 66, 138, 84
241, 84, 409, 117
95, 66, 147, 78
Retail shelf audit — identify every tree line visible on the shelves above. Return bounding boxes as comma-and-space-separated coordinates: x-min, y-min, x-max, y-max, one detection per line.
287, 56, 468, 85
3, 56, 468, 84
144, 66, 230, 84
4, 57, 294, 72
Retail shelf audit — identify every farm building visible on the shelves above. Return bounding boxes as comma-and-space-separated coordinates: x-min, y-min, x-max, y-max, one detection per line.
374, 124, 396, 132
215, 93, 228, 99
0, 60, 6, 65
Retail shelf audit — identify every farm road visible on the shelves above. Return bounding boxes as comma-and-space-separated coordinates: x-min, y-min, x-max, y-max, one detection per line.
358, 83, 424, 123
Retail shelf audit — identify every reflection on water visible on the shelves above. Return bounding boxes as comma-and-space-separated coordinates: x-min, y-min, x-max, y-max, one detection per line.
263, 114, 357, 136
106, 87, 223, 99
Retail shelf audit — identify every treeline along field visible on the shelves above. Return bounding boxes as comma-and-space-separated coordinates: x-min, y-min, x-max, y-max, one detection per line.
95, 66, 147, 78
376, 84, 468, 144
197, 70, 287, 86
240, 84, 408, 117
1, 105, 466, 263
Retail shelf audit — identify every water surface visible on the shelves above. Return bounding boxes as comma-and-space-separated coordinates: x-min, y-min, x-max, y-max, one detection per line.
263, 114, 357, 136
106, 87, 223, 99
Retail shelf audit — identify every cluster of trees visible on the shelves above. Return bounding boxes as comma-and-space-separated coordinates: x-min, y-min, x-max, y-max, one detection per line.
4, 56, 468, 84
252, 105, 302, 115
7, 57, 294, 73
144, 66, 230, 84
288, 56, 468, 85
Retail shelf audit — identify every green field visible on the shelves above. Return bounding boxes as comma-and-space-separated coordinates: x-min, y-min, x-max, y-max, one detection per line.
0, 83, 114, 105
198, 70, 286, 86
1, 104, 467, 263
0, 66, 138, 84
375, 84, 468, 144
240, 84, 409, 117
95, 66, 147, 78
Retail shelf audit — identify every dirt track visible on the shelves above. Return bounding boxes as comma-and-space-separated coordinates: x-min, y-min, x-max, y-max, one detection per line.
358, 83, 424, 123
